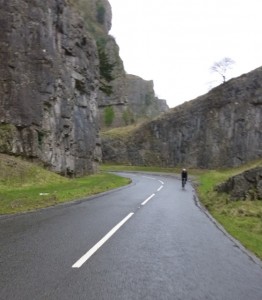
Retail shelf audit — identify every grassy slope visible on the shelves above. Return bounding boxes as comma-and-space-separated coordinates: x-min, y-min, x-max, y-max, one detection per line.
0, 154, 130, 215
196, 161, 262, 260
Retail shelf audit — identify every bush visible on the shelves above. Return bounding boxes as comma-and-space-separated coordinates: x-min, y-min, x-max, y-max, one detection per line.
104, 106, 115, 126
122, 109, 134, 125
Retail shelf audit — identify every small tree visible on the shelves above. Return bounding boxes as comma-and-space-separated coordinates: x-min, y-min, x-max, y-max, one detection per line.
210, 57, 235, 83
104, 106, 115, 126
97, 42, 115, 96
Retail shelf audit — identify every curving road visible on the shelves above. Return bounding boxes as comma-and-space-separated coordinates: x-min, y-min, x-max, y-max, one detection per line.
1, 172, 262, 300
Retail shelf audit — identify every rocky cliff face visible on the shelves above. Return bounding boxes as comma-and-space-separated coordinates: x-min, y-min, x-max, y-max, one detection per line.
0, 0, 101, 176
97, 36, 129, 128
215, 167, 262, 200
0, 0, 167, 175
71, 1, 168, 128
125, 74, 169, 120
102, 66, 262, 169
98, 73, 169, 128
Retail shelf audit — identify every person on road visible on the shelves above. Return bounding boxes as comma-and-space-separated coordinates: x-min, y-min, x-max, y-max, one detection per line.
181, 168, 188, 186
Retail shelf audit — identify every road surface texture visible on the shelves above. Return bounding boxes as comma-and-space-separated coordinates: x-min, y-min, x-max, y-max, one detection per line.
1, 172, 262, 300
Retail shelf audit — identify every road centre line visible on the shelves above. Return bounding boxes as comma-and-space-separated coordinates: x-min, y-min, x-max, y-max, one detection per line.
72, 212, 134, 268
143, 177, 164, 186
142, 176, 156, 180
141, 193, 155, 206
157, 185, 163, 192
72, 182, 161, 268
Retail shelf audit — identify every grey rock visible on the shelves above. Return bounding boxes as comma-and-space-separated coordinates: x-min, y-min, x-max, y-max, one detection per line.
97, 37, 169, 128
125, 74, 169, 119
0, 0, 101, 176
102, 67, 262, 168
215, 167, 262, 200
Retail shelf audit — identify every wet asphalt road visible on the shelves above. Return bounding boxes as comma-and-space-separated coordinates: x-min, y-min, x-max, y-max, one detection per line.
1, 172, 262, 300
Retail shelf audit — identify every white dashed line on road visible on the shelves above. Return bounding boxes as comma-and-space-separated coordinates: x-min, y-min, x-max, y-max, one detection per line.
143, 176, 156, 180
141, 193, 155, 206
72, 212, 134, 268
157, 186, 163, 192
72, 178, 165, 268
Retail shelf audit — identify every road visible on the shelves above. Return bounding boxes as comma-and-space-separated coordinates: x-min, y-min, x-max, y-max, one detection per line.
1, 172, 262, 300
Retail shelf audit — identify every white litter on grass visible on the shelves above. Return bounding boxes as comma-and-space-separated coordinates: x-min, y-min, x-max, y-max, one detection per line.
39, 193, 49, 196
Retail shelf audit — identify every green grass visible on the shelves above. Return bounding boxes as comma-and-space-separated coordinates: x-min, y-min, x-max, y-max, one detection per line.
100, 164, 181, 174
196, 160, 262, 260
101, 123, 140, 139
213, 212, 262, 259
0, 154, 130, 215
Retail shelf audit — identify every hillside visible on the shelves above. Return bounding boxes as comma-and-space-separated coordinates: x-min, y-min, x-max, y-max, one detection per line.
0, 153, 130, 214
102, 66, 262, 169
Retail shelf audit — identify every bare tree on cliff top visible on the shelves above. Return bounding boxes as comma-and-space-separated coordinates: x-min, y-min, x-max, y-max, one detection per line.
210, 57, 235, 83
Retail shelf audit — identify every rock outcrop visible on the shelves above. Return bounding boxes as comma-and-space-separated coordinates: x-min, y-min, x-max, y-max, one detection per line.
102, 66, 262, 169
215, 167, 262, 200
96, 36, 129, 128
98, 73, 169, 128
72, 1, 169, 128
0, 0, 168, 175
0, 0, 101, 176
125, 75, 169, 120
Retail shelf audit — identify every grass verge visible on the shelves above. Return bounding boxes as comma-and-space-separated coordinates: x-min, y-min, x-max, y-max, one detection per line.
0, 155, 130, 215
100, 164, 181, 174
196, 161, 262, 260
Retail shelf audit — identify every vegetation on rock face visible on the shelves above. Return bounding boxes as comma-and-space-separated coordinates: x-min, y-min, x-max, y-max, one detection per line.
122, 109, 135, 125
104, 106, 115, 126
69, 0, 115, 96
0, 124, 16, 152
97, 41, 115, 95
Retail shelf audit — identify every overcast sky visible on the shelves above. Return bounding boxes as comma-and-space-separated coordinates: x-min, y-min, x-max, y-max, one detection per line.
108, 0, 262, 108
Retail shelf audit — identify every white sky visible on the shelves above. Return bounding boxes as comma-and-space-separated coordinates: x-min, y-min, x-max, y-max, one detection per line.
108, 0, 262, 107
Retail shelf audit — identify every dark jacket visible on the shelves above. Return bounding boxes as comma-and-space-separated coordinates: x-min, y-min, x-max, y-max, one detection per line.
181, 170, 188, 181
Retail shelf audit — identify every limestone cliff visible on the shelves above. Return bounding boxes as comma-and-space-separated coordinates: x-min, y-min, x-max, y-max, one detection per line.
215, 167, 262, 200
0, 0, 167, 175
0, 0, 101, 176
125, 75, 169, 120
70, 0, 169, 128
102, 66, 262, 169
99, 74, 169, 128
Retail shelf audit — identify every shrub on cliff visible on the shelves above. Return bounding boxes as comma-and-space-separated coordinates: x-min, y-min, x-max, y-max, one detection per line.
104, 106, 115, 126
